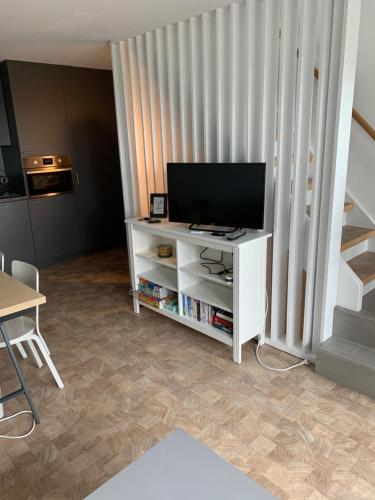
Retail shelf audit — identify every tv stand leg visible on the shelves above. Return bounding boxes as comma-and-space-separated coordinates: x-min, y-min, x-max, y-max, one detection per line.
233, 340, 241, 364
133, 297, 140, 314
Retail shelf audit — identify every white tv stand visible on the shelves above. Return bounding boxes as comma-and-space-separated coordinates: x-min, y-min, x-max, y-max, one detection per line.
125, 218, 271, 363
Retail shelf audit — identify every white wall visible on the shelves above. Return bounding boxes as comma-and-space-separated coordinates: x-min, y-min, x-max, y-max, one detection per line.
347, 0, 375, 219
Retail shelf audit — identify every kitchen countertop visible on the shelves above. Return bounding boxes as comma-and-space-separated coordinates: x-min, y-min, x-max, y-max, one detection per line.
0, 193, 27, 203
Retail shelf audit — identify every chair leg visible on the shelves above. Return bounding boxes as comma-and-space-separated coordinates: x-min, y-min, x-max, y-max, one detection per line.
36, 329, 50, 356
0, 386, 3, 419
16, 342, 28, 359
26, 339, 43, 369
31, 335, 64, 389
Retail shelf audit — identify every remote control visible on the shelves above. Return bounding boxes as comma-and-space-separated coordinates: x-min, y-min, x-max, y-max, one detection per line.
227, 231, 245, 241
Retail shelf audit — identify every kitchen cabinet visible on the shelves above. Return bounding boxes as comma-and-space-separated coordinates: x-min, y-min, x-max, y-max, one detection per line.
0, 60, 124, 266
6, 61, 69, 155
0, 79, 11, 146
62, 66, 124, 251
0, 200, 36, 272
28, 194, 82, 265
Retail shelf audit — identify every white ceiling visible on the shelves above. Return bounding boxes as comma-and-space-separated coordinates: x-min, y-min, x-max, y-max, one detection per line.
0, 0, 230, 70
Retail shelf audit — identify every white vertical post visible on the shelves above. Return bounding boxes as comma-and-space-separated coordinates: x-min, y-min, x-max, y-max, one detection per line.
177, 21, 193, 162
229, 2, 241, 162
303, 0, 334, 351
166, 24, 181, 162
190, 16, 204, 162
216, 8, 230, 162
286, 0, 317, 347
313, 0, 361, 349
261, 0, 280, 232
271, 0, 299, 342
155, 28, 172, 188
110, 42, 138, 217
145, 31, 165, 193
127, 38, 149, 216
246, 0, 264, 162
202, 12, 217, 162
136, 35, 156, 196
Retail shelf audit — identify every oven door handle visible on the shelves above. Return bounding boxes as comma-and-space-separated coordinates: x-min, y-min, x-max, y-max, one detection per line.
26, 168, 73, 174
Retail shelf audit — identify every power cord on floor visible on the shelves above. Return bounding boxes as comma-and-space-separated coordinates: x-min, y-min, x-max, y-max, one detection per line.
255, 292, 309, 371
0, 410, 35, 439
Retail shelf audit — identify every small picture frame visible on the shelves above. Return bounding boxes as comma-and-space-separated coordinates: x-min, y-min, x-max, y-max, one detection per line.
150, 193, 168, 218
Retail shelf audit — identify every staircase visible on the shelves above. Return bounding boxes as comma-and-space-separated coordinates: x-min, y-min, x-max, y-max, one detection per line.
337, 223, 375, 310
305, 67, 375, 397
315, 210, 375, 397
305, 175, 375, 398
316, 290, 375, 398
306, 180, 375, 311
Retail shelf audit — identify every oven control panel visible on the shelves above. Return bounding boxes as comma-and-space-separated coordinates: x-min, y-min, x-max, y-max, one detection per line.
23, 154, 71, 170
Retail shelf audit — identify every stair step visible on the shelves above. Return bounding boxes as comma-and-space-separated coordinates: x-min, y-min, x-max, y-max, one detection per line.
306, 202, 354, 217
347, 251, 375, 285
316, 336, 375, 399
333, 305, 375, 348
341, 225, 375, 251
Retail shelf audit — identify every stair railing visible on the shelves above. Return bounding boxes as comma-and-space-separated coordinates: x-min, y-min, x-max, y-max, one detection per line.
314, 67, 375, 141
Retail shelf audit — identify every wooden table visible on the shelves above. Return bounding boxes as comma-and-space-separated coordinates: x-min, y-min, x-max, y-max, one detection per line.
0, 271, 46, 423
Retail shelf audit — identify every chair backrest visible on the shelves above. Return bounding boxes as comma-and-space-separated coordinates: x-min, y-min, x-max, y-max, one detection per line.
0, 251, 4, 272
12, 260, 39, 292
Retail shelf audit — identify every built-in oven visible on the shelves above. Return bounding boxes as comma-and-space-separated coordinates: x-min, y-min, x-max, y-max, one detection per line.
23, 154, 74, 198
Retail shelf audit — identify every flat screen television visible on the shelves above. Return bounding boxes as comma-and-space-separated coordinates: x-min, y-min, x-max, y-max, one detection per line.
167, 163, 266, 230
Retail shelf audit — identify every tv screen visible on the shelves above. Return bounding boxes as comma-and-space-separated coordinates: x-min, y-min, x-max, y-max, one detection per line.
167, 163, 266, 230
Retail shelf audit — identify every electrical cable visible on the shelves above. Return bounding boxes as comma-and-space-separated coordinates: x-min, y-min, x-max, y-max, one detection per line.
255, 292, 309, 371
0, 410, 36, 439
199, 248, 232, 275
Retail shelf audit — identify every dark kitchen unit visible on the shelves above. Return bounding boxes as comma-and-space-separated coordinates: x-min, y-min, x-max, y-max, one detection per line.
0, 60, 124, 271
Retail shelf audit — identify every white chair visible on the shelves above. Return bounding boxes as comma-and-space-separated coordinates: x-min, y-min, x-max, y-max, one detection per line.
0, 260, 63, 389
0, 252, 29, 361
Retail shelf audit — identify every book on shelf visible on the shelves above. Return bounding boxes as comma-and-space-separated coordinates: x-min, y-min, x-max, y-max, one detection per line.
137, 278, 178, 313
181, 294, 233, 334
138, 277, 172, 299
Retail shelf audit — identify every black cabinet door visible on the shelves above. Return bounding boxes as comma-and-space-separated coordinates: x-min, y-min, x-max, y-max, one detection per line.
0, 80, 11, 146
0, 200, 36, 272
6, 61, 69, 155
28, 194, 82, 265
62, 67, 124, 251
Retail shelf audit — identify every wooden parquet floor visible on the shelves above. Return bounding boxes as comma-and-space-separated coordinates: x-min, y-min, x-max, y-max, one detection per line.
1, 248, 375, 499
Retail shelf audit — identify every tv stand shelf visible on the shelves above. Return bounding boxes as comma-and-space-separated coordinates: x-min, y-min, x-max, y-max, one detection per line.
125, 218, 271, 363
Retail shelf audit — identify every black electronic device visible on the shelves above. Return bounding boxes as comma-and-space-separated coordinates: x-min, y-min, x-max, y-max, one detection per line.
167, 163, 266, 230
226, 231, 246, 241
148, 219, 161, 224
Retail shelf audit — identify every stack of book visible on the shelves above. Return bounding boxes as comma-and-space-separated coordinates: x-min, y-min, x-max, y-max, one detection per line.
138, 277, 171, 299
212, 308, 233, 335
182, 294, 233, 335
138, 278, 178, 313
